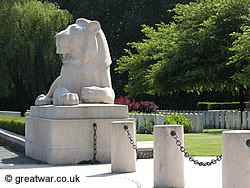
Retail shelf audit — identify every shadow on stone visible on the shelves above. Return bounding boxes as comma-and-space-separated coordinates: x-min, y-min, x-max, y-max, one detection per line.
2, 156, 37, 165
0, 145, 45, 167
87, 172, 132, 178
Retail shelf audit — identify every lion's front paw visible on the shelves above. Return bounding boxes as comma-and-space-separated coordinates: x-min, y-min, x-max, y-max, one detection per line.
35, 94, 52, 106
53, 93, 79, 105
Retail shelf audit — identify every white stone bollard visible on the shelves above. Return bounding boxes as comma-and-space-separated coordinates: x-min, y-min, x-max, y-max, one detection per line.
222, 130, 250, 188
154, 125, 185, 188
111, 121, 136, 173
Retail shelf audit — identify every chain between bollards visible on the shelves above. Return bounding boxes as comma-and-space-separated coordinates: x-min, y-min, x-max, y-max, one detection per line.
124, 125, 153, 159
170, 130, 222, 166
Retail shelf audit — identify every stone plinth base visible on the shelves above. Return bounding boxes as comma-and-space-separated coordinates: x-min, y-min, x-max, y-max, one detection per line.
25, 104, 130, 165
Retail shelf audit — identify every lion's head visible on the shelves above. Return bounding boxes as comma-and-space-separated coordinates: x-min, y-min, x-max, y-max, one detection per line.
56, 18, 111, 67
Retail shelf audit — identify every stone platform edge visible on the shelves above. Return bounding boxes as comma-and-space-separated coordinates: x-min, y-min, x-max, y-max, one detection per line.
0, 128, 153, 158
0, 128, 25, 153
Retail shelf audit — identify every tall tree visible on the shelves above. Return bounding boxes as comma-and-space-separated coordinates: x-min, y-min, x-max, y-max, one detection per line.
0, 0, 72, 112
228, 26, 250, 111
228, 26, 250, 87
116, 0, 249, 97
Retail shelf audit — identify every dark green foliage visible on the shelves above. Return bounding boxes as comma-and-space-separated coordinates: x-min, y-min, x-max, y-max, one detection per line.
164, 114, 192, 133
197, 102, 248, 110
0, 0, 72, 113
228, 26, 250, 87
0, 115, 25, 135
117, 0, 249, 97
129, 91, 248, 110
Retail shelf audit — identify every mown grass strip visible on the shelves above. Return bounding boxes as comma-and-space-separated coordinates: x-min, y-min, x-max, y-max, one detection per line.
136, 129, 230, 156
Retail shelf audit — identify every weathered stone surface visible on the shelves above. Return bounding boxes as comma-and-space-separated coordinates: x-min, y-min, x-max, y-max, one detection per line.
222, 130, 250, 188
30, 104, 128, 119
35, 18, 115, 106
25, 104, 130, 165
154, 125, 185, 188
111, 121, 136, 173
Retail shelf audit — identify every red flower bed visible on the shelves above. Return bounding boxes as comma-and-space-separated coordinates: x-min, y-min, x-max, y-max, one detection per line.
114, 96, 158, 113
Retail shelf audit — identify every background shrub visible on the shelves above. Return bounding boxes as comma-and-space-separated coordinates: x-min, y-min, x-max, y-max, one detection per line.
115, 96, 159, 113
164, 114, 192, 133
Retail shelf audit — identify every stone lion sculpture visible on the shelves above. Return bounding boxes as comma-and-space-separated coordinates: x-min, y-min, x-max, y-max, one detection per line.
35, 18, 115, 106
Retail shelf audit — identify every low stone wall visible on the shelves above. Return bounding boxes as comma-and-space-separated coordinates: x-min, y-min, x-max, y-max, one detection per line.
0, 128, 25, 153
0, 111, 21, 117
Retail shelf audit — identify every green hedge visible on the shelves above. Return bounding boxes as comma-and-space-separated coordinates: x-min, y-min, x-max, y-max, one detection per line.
0, 115, 25, 136
164, 114, 192, 133
197, 102, 248, 110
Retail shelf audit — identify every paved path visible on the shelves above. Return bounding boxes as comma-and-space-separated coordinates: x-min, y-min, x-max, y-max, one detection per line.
0, 144, 222, 188
0, 145, 39, 166
137, 141, 153, 149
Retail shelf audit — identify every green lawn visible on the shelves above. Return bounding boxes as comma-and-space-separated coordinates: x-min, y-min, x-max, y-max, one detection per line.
136, 134, 154, 141
137, 129, 230, 156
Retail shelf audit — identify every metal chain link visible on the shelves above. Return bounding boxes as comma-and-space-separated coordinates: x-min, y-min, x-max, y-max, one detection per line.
170, 130, 222, 166
124, 125, 153, 158
79, 123, 100, 164
92, 123, 99, 163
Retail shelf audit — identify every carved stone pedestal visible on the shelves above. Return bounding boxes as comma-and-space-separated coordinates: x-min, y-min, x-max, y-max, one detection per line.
25, 104, 131, 165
